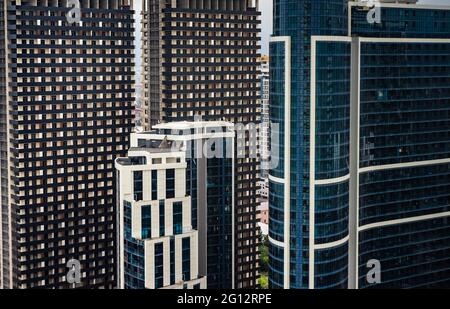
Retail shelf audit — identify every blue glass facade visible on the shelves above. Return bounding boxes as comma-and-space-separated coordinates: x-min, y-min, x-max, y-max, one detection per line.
270, 1, 450, 289
313, 40, 351, 289
351, 6, 450, 38
315, 243, 348, 289
123, 201, 145, 289
206, 155, 233, 288
359, 217, 450, 289
185, 137, 234, 289
270, 0, 348, 289
354, 6, 450, 288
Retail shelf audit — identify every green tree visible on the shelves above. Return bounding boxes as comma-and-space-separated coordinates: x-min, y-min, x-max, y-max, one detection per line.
259, 274, 269, 289
259, 235, 269, 289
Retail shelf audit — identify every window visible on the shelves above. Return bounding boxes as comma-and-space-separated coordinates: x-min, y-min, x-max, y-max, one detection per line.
152, 170, 158, 200
133, 171, 143, 201
141, 206, 151, 239
159, 200, 165, 237
154, 243, 164, 288
182, 237, 191, 281
166, 169, 175, 198
170, 238, 175, 285
173, 202, 183, 235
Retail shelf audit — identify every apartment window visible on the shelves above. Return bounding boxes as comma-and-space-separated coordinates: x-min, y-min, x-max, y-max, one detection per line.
141, 206, 151, 239
173, 202, 183, 235
159, 200, 165, 237
154, 243, 164, 288
166, 169, 175, 198
152, 170, 158, 200
170, 238, 175, 285
182, 237, 190, 281
133, 171, 143, 201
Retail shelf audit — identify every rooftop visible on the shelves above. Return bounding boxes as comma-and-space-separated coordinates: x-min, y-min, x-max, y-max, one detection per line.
153, 121, 234, 131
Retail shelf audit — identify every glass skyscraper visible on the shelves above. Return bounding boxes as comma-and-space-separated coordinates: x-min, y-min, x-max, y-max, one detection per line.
269, 0, 450, 289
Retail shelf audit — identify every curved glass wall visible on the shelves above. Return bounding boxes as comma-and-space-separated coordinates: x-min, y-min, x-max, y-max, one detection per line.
315, 182, 349, 245
359, 217, 450, 288
270, 0, 348, 288
360, 42, 450, 168
315, 242, 349, 289
269, 181, 284, 242
315, 41, 351, 180
360, 164, 450, 226
268, 243, 284, 289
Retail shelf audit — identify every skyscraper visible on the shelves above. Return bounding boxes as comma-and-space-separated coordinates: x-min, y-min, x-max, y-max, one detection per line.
0, 0, 135, 288
270, 0, 450, 289
259, 55, 269, 195
141, 0, 261, 288
116, 121, 234, 289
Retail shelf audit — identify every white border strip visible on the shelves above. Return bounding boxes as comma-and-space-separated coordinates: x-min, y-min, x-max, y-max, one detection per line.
270, 36, 291, 289
359, 211, 450, 232
360, 37, 450, 43
315, 174, 350, 186
314, 235, 350, 250
310, 36, 317, 289
269, 175, 286, 184
269, 236, 285, 249
360, 158, 450, 174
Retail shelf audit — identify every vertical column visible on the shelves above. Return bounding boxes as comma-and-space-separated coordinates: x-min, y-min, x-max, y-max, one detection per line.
270, 36, 291, 289
349, 36, 361, 290
309, 37, 316, 289
197, 151, 208, 278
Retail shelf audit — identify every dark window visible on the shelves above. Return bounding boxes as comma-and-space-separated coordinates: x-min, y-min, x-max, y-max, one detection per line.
173, 202, 183, 235
141, 206, 151, 239
182, 237, 191, 281
133, 171, 143, 201
159, 200, 165, 237
155, 243, 164, 288
166, 169, 175, 198
152, 170, 158, 200
170, 238, 175, 285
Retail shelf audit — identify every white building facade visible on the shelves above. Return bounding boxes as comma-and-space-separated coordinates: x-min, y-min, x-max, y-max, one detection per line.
116, 121, 235, 289
116, 141, 206, 289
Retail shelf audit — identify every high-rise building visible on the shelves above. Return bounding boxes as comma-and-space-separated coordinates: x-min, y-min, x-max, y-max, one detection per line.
142, 0, 261, 288
259, 54, 269, 187
270, 0, 450, 289
0, 0, 135, 288
116, 121, 234, 289
115, 137, 206, 289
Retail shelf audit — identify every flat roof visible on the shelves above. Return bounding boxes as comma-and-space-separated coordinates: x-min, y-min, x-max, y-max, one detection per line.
153, 121, 234, 131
